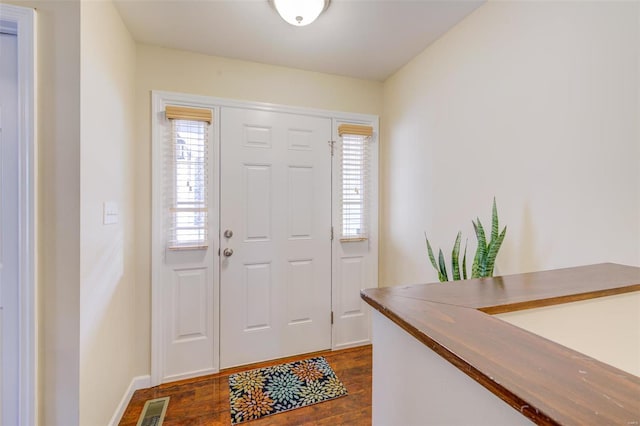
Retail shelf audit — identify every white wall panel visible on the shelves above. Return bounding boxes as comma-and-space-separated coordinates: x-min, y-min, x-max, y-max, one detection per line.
340, 257, 365, 316
244, 125, 271, 149
287, 259, 313, 324
244, 263, 271, 330
288, 166, 313, 238
174, 268, 207, 340
245, 165, 271, 241
287, 129, 312, 151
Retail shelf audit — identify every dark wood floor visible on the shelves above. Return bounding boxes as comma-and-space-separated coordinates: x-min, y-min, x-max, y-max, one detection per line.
120, 345, 372, 425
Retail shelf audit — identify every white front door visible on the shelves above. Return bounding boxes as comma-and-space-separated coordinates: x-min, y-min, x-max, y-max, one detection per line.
220, 108, 332, 368
0, 31, 19, 426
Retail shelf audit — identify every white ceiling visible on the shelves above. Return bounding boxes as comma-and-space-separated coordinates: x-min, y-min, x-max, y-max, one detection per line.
114, 0, 485, 81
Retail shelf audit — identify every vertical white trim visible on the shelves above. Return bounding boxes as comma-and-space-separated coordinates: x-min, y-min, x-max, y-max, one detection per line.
637, 3, 640, 265
0, 4, 36, 425
211, 105, 221, 383
151, 94, 164, 386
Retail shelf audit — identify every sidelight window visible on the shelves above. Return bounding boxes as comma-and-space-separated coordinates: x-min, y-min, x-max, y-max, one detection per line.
165, 105, 212, 249
338, 124, 373, 241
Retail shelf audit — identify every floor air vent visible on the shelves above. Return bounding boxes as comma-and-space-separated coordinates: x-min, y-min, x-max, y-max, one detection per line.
136, 396, 170, 426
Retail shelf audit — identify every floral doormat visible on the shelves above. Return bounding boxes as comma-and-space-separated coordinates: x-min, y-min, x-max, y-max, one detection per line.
228, 356, 348, 424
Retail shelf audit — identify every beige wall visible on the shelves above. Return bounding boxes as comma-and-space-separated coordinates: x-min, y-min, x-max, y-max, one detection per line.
3, 0, 82, 424
381, 1, 640, 286
4, 1, 137, 424
134, 44, 383, 374
497, 292, 640, 377
79, 1, 137, 425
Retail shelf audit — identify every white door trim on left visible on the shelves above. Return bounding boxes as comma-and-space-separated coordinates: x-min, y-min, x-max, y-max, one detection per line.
0, 4, 36, 425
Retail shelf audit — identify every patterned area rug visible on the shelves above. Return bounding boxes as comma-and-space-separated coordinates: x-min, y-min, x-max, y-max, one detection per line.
228, 356, 348, 424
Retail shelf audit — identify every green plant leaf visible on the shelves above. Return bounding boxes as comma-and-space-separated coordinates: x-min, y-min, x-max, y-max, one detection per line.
486, 226, 507, 276
438, 249, 449, 282
451, 231, 462, 281
491, 197, 499, 244
425, 232, 440, 274
472, 219, 488, 278
462, 239, 468, 280
477, 219, 488, 277
471, 221, 480, 278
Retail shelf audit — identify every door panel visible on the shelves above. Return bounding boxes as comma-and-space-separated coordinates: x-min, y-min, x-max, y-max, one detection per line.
331, 119, 377, 349
220, 108, 332, 368
158, 110, 217, 383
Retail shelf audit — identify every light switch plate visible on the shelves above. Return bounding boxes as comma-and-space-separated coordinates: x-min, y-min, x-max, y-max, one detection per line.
103, 201, 119, 225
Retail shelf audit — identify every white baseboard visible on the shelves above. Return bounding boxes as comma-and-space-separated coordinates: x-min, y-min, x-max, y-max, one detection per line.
161, 367, 218, 385
332, 339, 371, 351
108, 375, 151, 426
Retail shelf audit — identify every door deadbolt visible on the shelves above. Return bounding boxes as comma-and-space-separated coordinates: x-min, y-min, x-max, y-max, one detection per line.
224, 229, 233, 238
223, 248, 234, 257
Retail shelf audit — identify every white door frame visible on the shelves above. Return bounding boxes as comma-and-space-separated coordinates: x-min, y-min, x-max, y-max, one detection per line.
0, 4, 36, 425
151, 90, 377, 385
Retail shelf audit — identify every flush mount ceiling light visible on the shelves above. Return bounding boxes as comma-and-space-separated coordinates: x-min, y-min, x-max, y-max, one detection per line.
272, 0, 330, 27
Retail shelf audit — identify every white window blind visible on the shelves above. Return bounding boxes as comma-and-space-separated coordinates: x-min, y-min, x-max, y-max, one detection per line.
165, 106, 211, 249
339, 124, 372, 242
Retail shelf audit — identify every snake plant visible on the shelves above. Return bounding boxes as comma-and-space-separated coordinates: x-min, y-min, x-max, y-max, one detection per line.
425, 198, 506, 282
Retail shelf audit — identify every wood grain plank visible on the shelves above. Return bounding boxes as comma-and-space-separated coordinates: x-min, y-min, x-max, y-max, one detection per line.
369, 263, 640, 314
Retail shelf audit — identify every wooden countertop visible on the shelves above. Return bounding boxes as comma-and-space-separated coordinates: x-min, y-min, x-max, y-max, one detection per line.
361, 263, 640, 425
